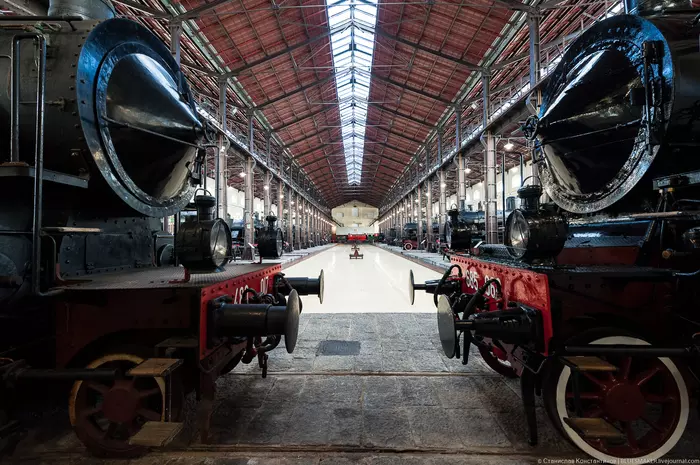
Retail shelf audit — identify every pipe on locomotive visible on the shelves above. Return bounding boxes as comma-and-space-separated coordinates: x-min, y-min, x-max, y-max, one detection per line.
623, 0, 692, 15
47, 0, 116, 19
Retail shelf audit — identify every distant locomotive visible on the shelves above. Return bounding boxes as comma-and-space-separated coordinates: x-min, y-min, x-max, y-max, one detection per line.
411, 1, 700, 462
0, 3, 323, 457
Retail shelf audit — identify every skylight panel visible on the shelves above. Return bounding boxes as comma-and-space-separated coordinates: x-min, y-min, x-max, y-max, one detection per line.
326, 0, 378, 186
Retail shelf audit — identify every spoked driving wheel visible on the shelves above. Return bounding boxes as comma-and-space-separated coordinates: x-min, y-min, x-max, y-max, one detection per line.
544, 331, 689, 464
68, 351, 181, 458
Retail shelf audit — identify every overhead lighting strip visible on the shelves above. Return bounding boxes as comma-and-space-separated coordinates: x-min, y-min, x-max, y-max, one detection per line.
326, 0, 378, 186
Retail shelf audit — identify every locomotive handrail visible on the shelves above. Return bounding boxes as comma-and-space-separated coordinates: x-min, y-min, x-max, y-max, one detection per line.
0, 16, 83, 31
11, 33, 48, 296
101, 116, 204, 149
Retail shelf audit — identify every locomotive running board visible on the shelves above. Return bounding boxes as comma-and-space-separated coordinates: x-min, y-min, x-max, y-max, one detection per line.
127, 358, 183, 377
563, 417, 624, 440
561, 356, 617, 372
128, 421, 183, 447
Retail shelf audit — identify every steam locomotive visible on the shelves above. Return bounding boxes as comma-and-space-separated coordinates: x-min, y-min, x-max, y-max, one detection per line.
411, 1, 700, 462
0, 2, 323, 457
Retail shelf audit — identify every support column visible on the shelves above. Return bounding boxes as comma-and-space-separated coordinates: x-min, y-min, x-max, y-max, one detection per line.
266, 131, 272, 166
248, 110, 255, 153
169, 23, 182, 66
243, 156, 255, 259
501, 152, 507, 227
482, 133, 499, 244
216, 78, 229, 220
416, 185, 423, 250
528, 13, 541, 90
424, 144, 430, 175
294, 192, 301, 250
403, 198, 407, 239
482, 69, 498, 244
304, 200, 308, 248
278, 179, 284, 219
263, 171, 272, 217
457, 153, 466, 211
455, 105, 462, 151
425, 178, 433, 251
439, 169, 446, 241
313, 210, 317, 246
298, 196, 304, 249
287, 186, 294, 251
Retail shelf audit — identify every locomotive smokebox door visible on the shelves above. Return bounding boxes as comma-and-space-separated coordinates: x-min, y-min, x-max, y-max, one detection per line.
258, 216, 284, 259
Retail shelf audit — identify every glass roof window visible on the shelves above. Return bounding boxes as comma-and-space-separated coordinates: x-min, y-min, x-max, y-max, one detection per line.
326, 0, 378, 185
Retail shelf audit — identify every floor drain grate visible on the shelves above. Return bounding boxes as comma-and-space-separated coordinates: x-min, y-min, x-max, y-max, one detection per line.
318, 340, 361, 356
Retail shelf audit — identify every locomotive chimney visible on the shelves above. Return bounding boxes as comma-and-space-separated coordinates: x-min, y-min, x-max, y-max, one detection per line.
48, 0, 116, 19
623, 0, 691, 15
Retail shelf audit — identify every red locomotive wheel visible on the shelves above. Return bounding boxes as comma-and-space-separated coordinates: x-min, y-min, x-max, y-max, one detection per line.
68, 351, 181, 458
403, 242, 413, 250
543, 332, 689, 464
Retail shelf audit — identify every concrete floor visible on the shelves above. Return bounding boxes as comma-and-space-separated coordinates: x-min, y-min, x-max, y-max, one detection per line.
10, 245, 700, 464
284, 244, 442, 314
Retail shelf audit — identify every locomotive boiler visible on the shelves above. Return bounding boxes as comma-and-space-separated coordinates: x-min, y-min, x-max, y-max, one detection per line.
0, 0, 324, 457
411, 1, 700, 462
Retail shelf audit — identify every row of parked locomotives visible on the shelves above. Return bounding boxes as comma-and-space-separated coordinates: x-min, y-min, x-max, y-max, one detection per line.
0, 7, 323, 458
412, 2, 700, 463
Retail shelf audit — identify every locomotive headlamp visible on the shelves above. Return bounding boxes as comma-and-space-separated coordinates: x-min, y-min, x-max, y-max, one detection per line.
505, 185, 567, 261
176, 195, 232, 272
258, 216, 284, 259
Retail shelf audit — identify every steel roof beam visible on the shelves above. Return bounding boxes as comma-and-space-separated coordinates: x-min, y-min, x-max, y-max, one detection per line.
493, 0, 536, 12
306, 163, 334, 176
181, 60, 219, 77
292, 142, 342, 160
114, 0, 171, 17
172, 0, 232, 23
372, 27, 483, 72
370, 72, 452, 105
283, 128, 338, 149
255, 73, 337, 110
223, 30, 333, 78
379, 143, 417, 159
364, 152, 406, 166
369, 103, 434, 129
370, 128, 425, 146
301, 155, 342, 169
275, 106, 335, 133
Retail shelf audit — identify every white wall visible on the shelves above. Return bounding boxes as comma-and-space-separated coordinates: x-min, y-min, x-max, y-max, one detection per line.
332, 200, 379, 235
201, 176, 274, 222
463, 160, 532, 211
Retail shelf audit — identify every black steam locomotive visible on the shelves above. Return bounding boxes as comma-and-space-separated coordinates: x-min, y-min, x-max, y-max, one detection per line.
0, 4, 322, 457
412, 1, 700, 462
